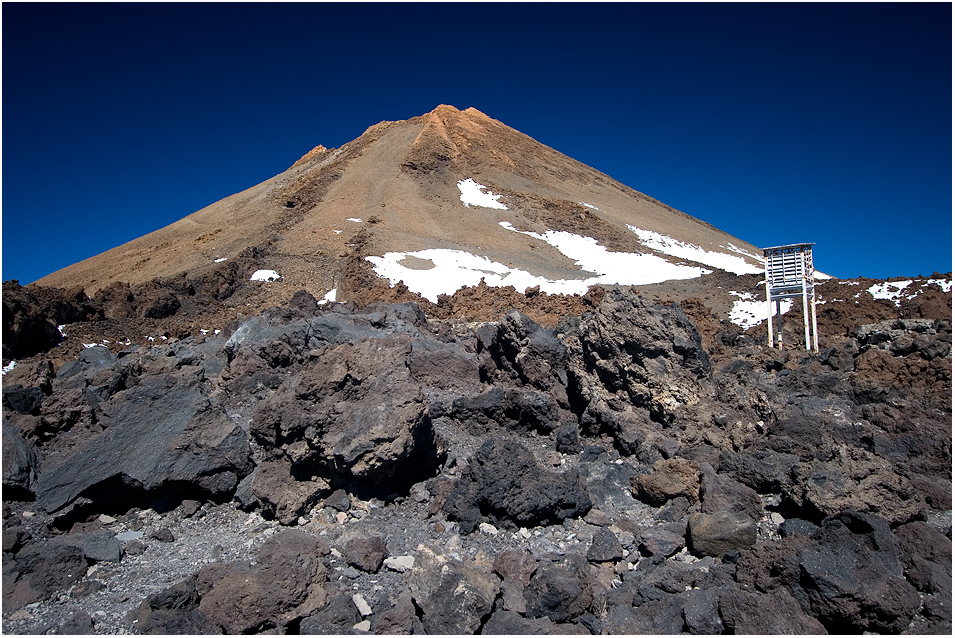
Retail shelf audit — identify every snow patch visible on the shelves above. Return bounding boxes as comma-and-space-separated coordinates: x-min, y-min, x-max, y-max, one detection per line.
333, 229, 343, 234
2, 361, 16, 375
579, 202, 599, 210
214, 257, 228, 263
458, 178, 508, 210
868, 280, 913, 305
57, 325, 67, 338
347, 218, 363, 223
928, 278, 952, 293
323, 288, 338, 303
500, 222, 710, 285
250, 270, 282, 282
628, 227, 763, 275
728, 291, 792, 329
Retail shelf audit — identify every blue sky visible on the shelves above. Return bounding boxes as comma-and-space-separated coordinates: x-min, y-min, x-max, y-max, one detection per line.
2, 2, 951, 284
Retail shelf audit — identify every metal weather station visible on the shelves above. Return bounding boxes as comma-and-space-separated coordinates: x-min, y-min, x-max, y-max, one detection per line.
763, 243, 819, 352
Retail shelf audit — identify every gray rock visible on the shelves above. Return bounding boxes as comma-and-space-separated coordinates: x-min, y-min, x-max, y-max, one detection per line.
587, 527, 623, 563
698, 462, 763, 520
58, 529, 122, 562
638, 524, 685, 557
372, 589, 422, 635
323, 488, 351, 512
300, 592, 361, 634
128, 576, 220, 635
789, 511, 921, 633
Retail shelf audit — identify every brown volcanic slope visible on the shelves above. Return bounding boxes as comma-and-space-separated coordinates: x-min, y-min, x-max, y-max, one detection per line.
37, 105, 762, 304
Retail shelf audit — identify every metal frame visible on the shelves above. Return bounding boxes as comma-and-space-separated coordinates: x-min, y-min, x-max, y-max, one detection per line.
763, 243, 819, 352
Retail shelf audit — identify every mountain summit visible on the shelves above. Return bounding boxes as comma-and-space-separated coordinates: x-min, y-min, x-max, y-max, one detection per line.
37, 105, 764, 305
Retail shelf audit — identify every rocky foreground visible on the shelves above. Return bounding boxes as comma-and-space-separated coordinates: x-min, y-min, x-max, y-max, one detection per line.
2, 286, 951, 634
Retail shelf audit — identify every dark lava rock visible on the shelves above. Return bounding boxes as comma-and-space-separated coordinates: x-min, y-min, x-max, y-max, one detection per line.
343, 535, 387, 573
481, 608, 590, 635
788, 510, 921, 633
524, 555, 595, 623
323, 488, 352, 512
3, 542, 86, 609
128, 576, 221, 635
299, 592, 361, 635
34, 370, 252, 514
443, 437, 592, 533
718, 586, 826, 634
586, 527, 623, 563
2, 420, 40, 499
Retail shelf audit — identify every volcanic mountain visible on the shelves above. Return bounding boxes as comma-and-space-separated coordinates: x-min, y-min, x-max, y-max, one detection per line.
37, 105, 765, 305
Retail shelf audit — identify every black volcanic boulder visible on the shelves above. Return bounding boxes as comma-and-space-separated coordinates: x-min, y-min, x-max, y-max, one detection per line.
34, 368, 252, 514
444, 437, 591, 533
250, 333, 441, 488
2, 419, 40, 499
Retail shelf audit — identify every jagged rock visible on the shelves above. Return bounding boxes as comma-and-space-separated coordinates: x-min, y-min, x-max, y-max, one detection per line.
438, 386, 560, 435
56, 611, 96, 635
299, 592, 362, 635
197, 530, 329, 633
718, 586, 826, 634
554, 422, 582, 454
251, 459, 329, 525
630, 457, 700, 506
698, 462, 763, 520
604, 591, 685, 634
564, 287, 712, 441
56, 529, 122, 563
250, 333, 440, 487
3, 542, 86, 609
323, 488, 352, 512
34, 369, 252, 514
687, 511, 757, 557
893, 520, 952, 595
679, 585, 727, 634
717, 448, 800, 493
638, 524, 685, 557
789, 511, 921, 633
587, 527, 623, 563
443, 437, 591, 533
788, 447, 922, 525
128, 576, 221, 635
407, 544, 500, 634
523, 554, 596, 623
2, 420, 40, 499
371, 589, 422, 635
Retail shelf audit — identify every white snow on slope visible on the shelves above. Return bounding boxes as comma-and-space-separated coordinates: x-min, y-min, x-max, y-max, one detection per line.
250, 270, 282, 282
214, 257, 228, 263
868, 280, 913, 305
458, 178, 508, 210
2, 361, 16, 375
728, 291, 793, 329
347, 218, 363, 223
323, 288, 337, 303
629, 227, 763, 275
580, 202, 599, 210
500, 222, 710, 284
930, 278, 953, 293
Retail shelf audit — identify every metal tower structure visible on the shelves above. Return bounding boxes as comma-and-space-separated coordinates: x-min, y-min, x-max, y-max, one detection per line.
763, 243, 819, 352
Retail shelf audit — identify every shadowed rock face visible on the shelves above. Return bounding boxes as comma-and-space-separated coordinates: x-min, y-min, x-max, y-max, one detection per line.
1, 285, 951, 635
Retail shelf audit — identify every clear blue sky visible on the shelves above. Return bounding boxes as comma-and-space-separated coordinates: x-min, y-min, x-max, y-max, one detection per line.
2, 2, 951, 284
